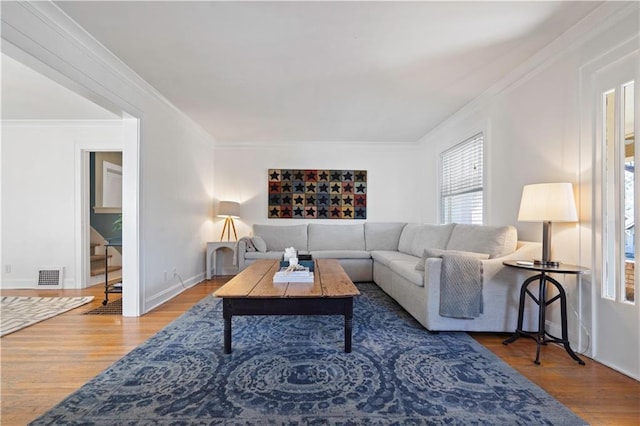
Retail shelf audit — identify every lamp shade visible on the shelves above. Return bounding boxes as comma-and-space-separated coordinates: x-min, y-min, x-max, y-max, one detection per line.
518, 183, 578, 222
217, 201, 240, 218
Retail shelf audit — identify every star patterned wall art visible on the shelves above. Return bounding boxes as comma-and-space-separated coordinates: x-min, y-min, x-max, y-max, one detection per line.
268, 169, 367, 219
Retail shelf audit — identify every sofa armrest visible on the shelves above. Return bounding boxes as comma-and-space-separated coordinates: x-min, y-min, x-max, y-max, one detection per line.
481, 241, 541, 283
422, 241, 541, 330
236, 239, 248, 270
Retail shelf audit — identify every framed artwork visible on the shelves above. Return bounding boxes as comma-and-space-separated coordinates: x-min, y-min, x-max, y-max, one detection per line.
268, 169, 367, 219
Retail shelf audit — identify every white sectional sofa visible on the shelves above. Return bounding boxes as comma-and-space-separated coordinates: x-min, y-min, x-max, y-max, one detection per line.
237, 222, 539, 332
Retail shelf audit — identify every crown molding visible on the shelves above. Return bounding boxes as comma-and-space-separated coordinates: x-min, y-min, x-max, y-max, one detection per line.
213, 139, 421, 149
1, 119, 123, 128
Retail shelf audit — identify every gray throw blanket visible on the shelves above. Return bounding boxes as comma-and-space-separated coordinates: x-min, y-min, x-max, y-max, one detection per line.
439, 254, 483, 319
233, 237, 255, 266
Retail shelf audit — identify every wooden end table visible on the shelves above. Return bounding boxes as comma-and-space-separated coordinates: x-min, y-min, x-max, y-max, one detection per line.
214, 259, 360, 353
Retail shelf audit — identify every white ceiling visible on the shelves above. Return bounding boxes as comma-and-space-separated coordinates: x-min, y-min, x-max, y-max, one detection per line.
16, 1, 604, 142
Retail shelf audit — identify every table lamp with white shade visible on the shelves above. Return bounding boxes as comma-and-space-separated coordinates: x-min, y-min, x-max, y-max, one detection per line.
517, 182, 578, 267
217, 201, 240, 241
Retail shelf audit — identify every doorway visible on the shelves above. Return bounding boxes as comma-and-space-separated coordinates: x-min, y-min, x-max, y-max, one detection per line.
87, 152, 123, 303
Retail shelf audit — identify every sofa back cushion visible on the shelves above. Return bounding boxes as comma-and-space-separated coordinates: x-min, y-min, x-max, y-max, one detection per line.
308, 223, 365, 251
446, 224, 518, 258
364, 222, 407, 251
253, 224, 308, 252
398, 223, 455, 257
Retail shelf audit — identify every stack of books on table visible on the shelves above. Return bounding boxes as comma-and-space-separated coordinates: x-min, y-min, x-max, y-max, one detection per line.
273, 267, 314, 283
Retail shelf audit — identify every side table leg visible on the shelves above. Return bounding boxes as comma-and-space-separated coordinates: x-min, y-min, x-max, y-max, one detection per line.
547, 276, 586, 365
212, 248, 221, 278
503, 274, 541, 345
533, 274, 548, 365
103, 245, 110, 306
206, 245, 213, 280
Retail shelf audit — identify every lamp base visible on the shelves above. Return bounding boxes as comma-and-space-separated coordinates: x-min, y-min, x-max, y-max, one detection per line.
533, 259, 560, 267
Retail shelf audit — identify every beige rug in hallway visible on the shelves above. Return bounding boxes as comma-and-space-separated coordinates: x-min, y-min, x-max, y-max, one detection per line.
0, 296, 94, 337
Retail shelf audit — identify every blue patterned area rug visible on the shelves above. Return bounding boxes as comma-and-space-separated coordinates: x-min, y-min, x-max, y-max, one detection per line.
31, 284, 585, 425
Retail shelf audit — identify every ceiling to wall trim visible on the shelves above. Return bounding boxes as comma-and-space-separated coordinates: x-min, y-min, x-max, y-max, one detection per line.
0, 119, 124, 127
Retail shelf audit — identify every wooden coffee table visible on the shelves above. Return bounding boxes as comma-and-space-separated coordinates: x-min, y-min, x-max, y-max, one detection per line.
214, 259, 360, 353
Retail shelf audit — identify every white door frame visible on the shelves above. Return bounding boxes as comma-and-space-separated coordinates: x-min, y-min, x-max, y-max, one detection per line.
579, 36, 640, 380
75, 117, 141, 317
74, 134, 124, 291
121, 115, 141, 317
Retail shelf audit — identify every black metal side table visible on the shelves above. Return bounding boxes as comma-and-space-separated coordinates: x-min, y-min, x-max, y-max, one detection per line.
502, 260, 590, 365
103, 238, 122, 305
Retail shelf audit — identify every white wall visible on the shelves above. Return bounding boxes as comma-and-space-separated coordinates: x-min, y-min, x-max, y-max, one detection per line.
213, 143, 423, 239
1, 121, 123, 288
1, 2, 216, 314
140, 107, 215, 310
417, 5, 639, 356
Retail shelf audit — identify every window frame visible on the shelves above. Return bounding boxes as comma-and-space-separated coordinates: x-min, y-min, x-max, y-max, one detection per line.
439, 132, 485, 225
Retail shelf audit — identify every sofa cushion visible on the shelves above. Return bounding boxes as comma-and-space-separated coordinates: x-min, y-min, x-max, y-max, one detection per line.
242, 237, 257, 252
310, 250, 371, 259
397, 224, 420, 254
253, 224, 308, 252
371, 250, 419, 268
415, 248, 490, 271
308, 224, 365, 251
389, 260, 424, 287
398, 223, 455, 257
446, 224, 517, 258
364, 222, 407, 251
251, 236, 267, 253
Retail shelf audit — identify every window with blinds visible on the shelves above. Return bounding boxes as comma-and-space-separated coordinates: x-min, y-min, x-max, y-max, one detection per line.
440, 133, 484, 224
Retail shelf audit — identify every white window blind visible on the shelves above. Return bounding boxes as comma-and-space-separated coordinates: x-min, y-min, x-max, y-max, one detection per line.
440, 133, 484, 224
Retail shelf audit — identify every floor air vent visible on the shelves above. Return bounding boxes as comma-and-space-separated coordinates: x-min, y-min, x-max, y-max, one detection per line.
38, 267, 64, 287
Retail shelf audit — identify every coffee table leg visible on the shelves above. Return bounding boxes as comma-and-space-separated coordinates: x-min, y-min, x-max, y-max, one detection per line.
344, 298, 353, 353
223, 300, 232, 354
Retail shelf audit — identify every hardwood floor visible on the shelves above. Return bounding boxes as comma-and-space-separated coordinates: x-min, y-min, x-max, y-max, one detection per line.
471, 334, 640, 425
2, 278, 639, 425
